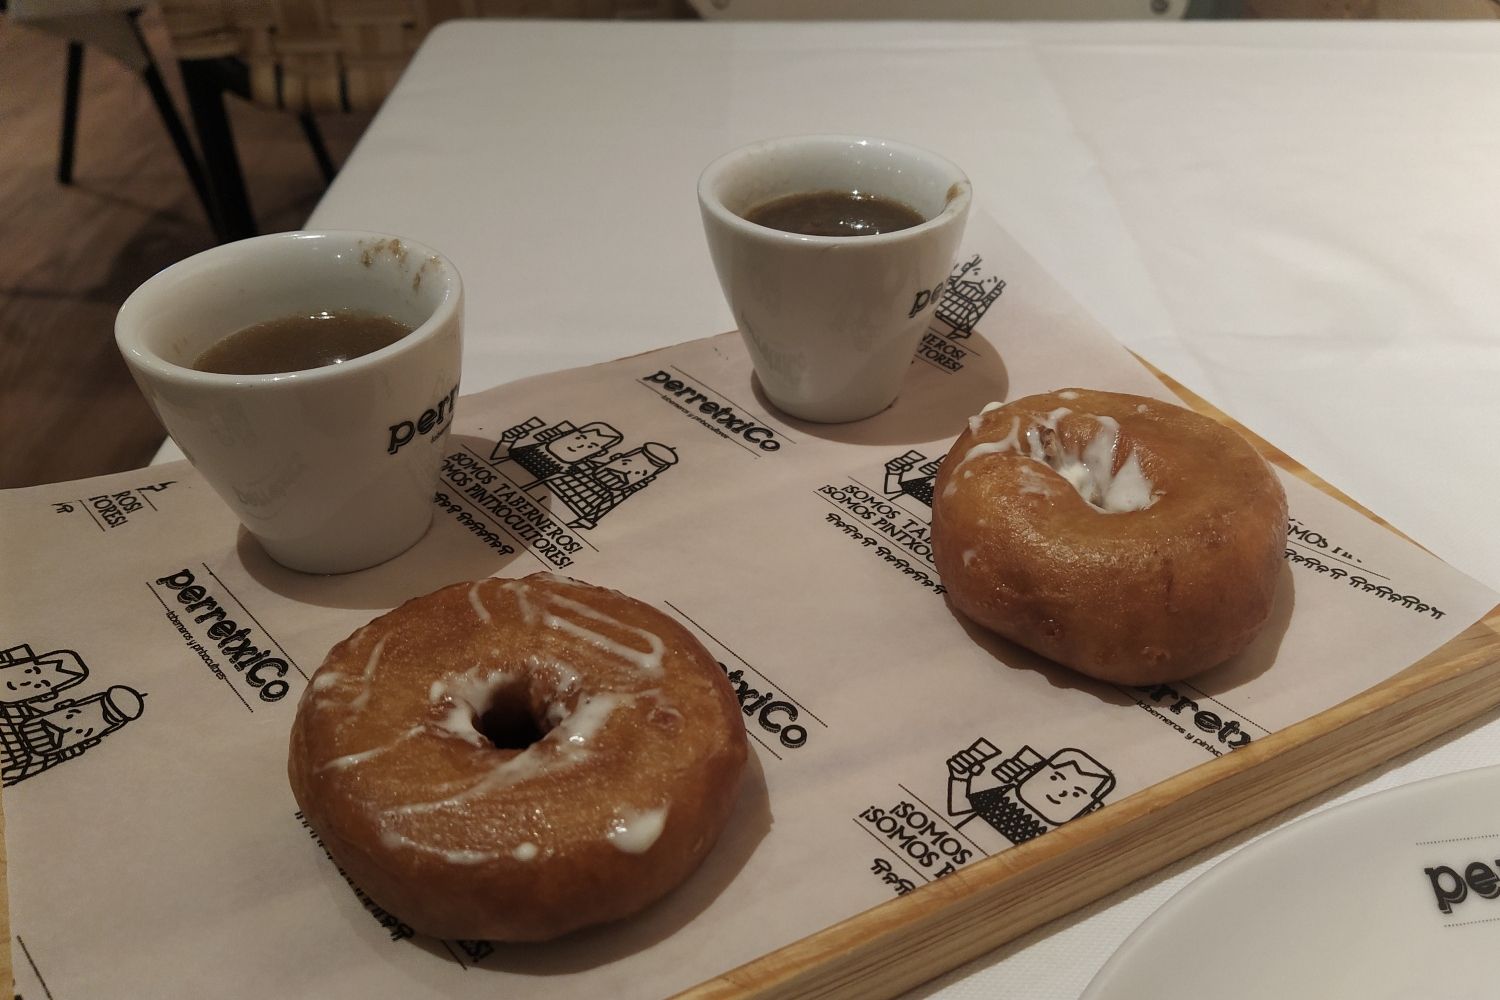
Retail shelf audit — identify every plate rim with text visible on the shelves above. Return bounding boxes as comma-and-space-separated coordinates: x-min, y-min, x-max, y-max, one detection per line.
1083, 763, 1500, 999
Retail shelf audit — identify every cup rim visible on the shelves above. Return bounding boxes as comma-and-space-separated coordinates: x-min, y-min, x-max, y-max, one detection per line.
697, 134, 972, 247
114, 230, 463, 388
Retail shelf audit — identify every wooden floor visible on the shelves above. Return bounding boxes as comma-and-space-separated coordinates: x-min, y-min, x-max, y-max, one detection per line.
0, 11, 371, 490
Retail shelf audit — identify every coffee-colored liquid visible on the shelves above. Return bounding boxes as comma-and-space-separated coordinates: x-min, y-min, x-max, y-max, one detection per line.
743, 189, 926, 237
192, 310, 412, 375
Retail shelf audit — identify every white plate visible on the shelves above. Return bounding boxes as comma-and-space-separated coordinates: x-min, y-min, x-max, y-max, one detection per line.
1084, 765, 1500, 1000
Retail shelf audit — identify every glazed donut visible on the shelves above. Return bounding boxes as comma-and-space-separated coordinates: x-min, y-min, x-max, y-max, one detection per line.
931, 389, 1287, 685
288, 572, 747, 942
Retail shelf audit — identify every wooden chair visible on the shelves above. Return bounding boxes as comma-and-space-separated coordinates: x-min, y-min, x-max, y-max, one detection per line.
158, 0, 690, 242
4, 0, 216, 224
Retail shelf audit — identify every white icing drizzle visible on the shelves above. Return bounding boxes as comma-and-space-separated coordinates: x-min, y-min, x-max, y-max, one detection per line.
607, 805, 669, 854
317, 663, 536, 774
1102, 451, 1155, 512
468, 580, 492, 623
559, 691, 626, 747
954, 404, 1158, 514
1042, 415, 1148, 512
547, 594, 665, 675
959, 438, 1018, 469
967, 400, 1006, 435
430, 665, 508, 707
953, 414, 1032, 474
388, 690, 629, 818
961, 549, 977, 567
345, 637, 387, 713
1059, 390, 1080, 400
989, 416, 1022, 455
310, 672, 341, 692
501, 577, 665, 676
505, 578, 540, 623
438, 703, 487, 745
425, 664, 520, 746
379, 826, 498, 865
1017, 464, 1054, 497
512, 841, 539, 862
318, 725, 424, 772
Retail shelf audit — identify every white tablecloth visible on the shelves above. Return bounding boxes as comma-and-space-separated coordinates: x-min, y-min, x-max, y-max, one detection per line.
160, 18, 1500, 997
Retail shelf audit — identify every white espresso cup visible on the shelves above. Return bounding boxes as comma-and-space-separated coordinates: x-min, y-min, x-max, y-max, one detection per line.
116, 231, 463, 574
699, 135, 971, 423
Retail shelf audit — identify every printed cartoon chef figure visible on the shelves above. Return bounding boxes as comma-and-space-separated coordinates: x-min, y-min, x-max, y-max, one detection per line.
538, 443, 679, 530
945, 738, 1115, 846
0, 645, 146, 787
490, 415, 680, 530
0, 644, 88, 705
494, 418, 624, 483
0, 685, 145, 786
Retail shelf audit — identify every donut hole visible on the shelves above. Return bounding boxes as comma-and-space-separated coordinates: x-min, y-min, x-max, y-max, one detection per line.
474, 686, 552, 751
1041, 416, 1159, 514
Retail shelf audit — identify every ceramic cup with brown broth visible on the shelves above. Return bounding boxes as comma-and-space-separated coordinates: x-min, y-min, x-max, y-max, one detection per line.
699, 135, 971, 423
116, 231, 463, 573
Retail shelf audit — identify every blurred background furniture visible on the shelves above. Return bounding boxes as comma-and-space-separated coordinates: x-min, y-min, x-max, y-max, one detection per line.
157, 0, 693, 241
689, 0, 1190, 18
122, 0, 1500, 243
7, 0, 214, 223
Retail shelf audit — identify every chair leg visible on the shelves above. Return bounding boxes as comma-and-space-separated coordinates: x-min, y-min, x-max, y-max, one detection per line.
298, 111, 337, 184
179, 58, 257, 242
57, 41, 84, 185
126, 12, 216, 231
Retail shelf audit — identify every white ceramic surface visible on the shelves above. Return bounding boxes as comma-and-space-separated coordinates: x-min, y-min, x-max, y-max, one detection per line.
1084, 764, 1500, 1000
116, 231, 463, 573
698, 134, 971, 423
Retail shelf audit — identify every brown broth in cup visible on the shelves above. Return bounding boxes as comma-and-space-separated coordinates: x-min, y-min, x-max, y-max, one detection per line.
192, 310, 412, 375
743, 189, 926, 238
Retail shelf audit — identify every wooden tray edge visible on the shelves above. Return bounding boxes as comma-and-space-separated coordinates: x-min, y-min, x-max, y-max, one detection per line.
677, 364, 1500, 1000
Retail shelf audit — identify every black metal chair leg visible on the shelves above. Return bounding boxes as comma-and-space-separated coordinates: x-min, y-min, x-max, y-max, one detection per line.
58, 41, 84, 185
179, 58, 257, 242
126, 12, 216, 231
298, 111, 337, 184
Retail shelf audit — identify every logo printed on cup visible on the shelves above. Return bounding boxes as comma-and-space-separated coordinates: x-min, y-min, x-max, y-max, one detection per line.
388, 384, 460, 455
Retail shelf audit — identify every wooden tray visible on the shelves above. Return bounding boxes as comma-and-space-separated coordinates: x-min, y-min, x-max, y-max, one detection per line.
3, 366, 1496, 1000
681, 363, 1500, 999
